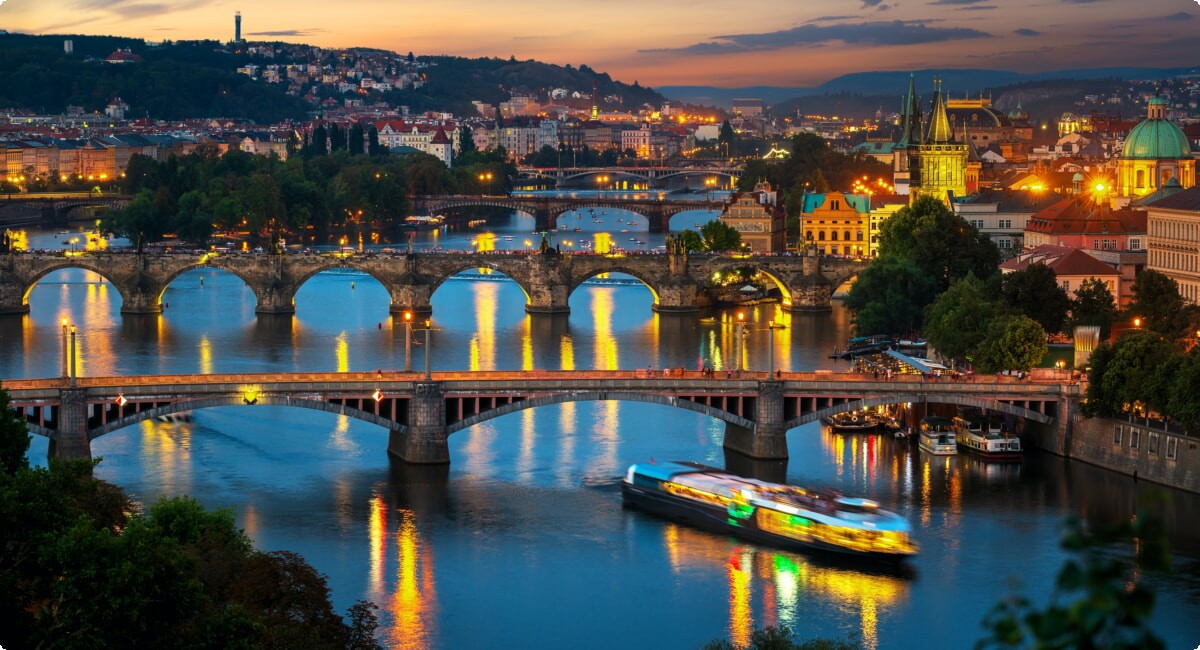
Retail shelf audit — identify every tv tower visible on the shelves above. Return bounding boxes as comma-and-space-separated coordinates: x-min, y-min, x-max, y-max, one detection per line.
235, 11, 242, 43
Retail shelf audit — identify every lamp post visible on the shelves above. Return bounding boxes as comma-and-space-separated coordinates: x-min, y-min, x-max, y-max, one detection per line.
478, 171, 494, 196
767, 321, 778, 377
60, 318, 69, 379
736, 312, 746, 372
404, 311, 413, 372
69, 325, 77, 387
424, 319, 432, 380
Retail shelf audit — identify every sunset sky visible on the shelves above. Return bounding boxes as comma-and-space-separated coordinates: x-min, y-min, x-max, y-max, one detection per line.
1, 0, 1199, 88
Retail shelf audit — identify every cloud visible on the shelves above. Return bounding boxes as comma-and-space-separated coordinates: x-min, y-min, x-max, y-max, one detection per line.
957, 5, 997, 9
249, 30, 325, 37
639, 20, 992, 54
69, 0, 207, 20
1158, 11, 1193, 20
1014, 28, 1041, 36
928, 0, 989, 4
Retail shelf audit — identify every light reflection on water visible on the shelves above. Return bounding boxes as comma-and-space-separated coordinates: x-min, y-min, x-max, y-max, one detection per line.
4, 228, 1200, 649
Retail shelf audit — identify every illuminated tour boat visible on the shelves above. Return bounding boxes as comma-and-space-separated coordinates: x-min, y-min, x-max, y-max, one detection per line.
952, 414, 1022, 461
917, 416, 958, 455
622, 461, 918, 561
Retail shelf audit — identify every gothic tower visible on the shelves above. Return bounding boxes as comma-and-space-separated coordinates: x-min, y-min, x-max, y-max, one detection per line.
892, 73, 922, 196
910, 80, 968, 205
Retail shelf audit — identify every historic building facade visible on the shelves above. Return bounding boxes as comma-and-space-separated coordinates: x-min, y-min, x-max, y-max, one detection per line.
800, 191, 872, 257
1145, 186, 1200, 305
718, 181, 786, 252
1116, 97, 1195, 199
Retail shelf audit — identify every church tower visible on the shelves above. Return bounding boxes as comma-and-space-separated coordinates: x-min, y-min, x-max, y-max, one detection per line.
892, 73, 922, 196
910, 80, 968, 205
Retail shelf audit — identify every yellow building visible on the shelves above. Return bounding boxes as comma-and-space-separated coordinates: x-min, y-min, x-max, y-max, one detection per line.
910, 81, 968, 205
1116, 97, 1195, 199
717, 181, 786, 252
800, 191, 872, 257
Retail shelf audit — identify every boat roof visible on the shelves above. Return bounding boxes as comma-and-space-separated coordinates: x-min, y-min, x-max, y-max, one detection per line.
885, 349, 948, 373
922, 416, 955, 426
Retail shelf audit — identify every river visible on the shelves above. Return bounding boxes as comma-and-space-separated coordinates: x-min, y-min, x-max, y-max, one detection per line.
3, 221, 1199, 650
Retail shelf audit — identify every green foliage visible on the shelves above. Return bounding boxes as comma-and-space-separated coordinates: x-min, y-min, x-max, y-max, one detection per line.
1000, 263, 1071, 334
974, 315, 1047, 373
879, 195, 1001, 292
0, 391, 30, 475
1095, 331, 1176, 417
110, 189, 166, 251
677, 229, 704, 252
702, 625, 859, 650
977, 513, 1168, 650
1166, 348, 1200, 432
1081, 342, 1117, 418
923, 273, 1000, 365
844, 254, 938, 336
1126, 270, 1187, 338
701, 220, 743, 252
1068, 278, 1118, 340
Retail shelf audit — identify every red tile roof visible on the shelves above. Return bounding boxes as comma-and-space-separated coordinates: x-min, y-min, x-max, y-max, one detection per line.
1026, 196, 1146, 236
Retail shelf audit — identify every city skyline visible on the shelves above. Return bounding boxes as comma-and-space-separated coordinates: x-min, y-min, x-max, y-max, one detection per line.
1, 0, 1199, 88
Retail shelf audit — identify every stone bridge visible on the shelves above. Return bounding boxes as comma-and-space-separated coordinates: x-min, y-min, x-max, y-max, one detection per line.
2, 370, 1076, 465
0, 248, 867, 316
515, 164, 744, 189
410, 195, 724, 233
0, 194, 132, 228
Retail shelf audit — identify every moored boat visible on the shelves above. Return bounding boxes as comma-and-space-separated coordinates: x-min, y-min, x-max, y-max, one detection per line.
823, 410, 880, 433
917, 416, 957, 455
952, 415, 1022, 461
622, 461, 917, 560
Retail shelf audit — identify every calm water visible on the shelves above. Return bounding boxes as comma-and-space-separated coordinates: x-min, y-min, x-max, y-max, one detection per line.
4, 223, 1200, 650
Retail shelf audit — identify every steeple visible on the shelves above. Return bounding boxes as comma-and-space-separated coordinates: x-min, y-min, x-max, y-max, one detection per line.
897, 73, 922, 147
926, 78, 953, 144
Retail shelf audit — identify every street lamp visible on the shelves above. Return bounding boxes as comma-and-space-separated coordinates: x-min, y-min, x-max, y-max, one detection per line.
766, 321, 780, 377
424, 319, 433, 380
596, 175, 609, 194
61, 318, 69, 379
69, 325, 77, 387
736, 312, 746, 373
403, 311, 413, 372
478, 171, 494, 196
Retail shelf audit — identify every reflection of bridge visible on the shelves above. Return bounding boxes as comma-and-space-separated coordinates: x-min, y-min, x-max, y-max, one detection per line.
410, 194, 723, 233
515, 164, 744, 189
0, 249, 866, 315
3, 370, 1076, 464
0, 193, 132, 227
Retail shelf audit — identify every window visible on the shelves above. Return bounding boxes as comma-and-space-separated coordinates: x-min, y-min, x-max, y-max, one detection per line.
998, 219, 1012, 229
1136, 169, 1145, 189
1128, 238, 1142, 250
831, 231, 839, 241
857, 231, 864, 241
818, 231, 826, 241
1166, 437, 1178, 460
1130, 428, 1140, 449
1061, 280, 1070, 292
969, 219, 984, 229
1114, 425, 1123, 445
831, 200, 840, 210
1149, 432, 1159, 455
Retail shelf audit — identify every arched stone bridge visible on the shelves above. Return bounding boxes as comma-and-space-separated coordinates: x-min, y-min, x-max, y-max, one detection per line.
410, 195, 723, 233
2, 370, 1077, 465
515, 164, 744, 189
0, 194, 132, 228
0, 248, 867, 316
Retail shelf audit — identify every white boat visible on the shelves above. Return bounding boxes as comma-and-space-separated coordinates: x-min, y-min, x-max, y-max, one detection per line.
917, 416, 957, 455
953, 414, 1022, 461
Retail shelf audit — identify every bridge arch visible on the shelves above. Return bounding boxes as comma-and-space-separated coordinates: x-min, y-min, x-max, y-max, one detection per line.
567, 267, 663, 305
427, 261, 534, 304
157, 262, 261, 306
446, 391, 754, 434
290, 263, 396, 305
703, 261, 794, 309
86, 396, 407, 440
782, 394, 1055, 431
19, 262, 129, 308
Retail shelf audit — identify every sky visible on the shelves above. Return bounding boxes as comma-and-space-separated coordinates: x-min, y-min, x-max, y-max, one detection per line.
1, 0, 1199, 88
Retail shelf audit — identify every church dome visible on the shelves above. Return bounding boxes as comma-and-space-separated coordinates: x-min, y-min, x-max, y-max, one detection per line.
1121, 100, 1191, 160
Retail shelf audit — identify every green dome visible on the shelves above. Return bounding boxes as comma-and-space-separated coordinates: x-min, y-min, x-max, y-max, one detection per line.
1122, 117, 1191, 160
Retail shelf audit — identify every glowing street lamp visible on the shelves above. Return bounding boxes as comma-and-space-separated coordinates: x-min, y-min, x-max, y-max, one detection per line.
478, 171, 494, 195
403, 311, 413, 372
423, 319, 433, 380
61, 318, 70, 379
736, 312, 747, 372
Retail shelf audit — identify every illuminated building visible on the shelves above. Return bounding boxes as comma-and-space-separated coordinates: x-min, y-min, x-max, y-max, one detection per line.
719, 181, 786, 252
1145, 186, 1200, 305
800, 191, 871, 257
1116, 97, 1195, 199
893, 76, 968, 204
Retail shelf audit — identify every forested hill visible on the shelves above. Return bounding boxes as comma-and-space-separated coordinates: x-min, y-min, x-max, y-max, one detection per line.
0, 33, 666, 123
0, 34, 311, 123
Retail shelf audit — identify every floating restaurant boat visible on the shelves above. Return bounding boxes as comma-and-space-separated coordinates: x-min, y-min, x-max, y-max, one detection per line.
829, 335, 894, 359
917, 416, 957, 455
622, 461, 918, 560
823, 410, 880, 433
952, 414, 1022, 461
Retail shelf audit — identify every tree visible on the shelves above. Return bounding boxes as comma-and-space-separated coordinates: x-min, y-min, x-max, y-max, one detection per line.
718, 119, 735, 157
458, 125, 476, 156
844, 254, 938, 335
109, 189, 166, 252
700, 219, 742, 251
974, 315, 1047, 373
367, 125, 385, 157
676, 229, 703, 253
1126, 270, 1186, 338
1166, 348, 1200, 432
1096, 331, 1176, 417
347, 122, 365, 156
1068, 277, 1119, 340
0, 390, 30, 476
1000, 262, 1072, 334
879, 195, 1000, 292
923, 273, 1000, 366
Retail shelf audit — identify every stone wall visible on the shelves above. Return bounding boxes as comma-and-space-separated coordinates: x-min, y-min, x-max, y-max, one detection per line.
1029, 414, 1200, 494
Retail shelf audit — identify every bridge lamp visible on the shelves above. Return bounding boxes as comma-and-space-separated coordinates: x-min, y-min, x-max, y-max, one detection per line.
404, 311, 413, 372
1133, 317, 1142, 329
61, 318, 70, 379
372, 389, 384, 402
423, 319, 433, 380
242, 389, 258, 405
114, 393, 127, 407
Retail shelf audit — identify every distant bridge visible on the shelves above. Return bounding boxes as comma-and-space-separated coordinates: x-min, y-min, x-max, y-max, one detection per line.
0, 193, 132, 227
2, 370, 1075, 464
410, 194, 724, 233
515, 164, 744, 189
0, 248, 866, 316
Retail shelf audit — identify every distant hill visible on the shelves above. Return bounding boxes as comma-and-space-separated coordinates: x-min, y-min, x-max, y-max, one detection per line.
658, 66, 1199, 111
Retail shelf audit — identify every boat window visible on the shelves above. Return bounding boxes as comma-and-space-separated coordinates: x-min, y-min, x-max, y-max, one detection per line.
835, 501, 878, 514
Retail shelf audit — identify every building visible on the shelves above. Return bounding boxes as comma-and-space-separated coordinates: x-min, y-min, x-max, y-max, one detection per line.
1144, 185, 1200, 304
1000, 245, 1126, 306
1023, 193, 1147, 253
718, 181, 786, 252
1116, 97, 1195, 199
953, 187, 1065, 253
893, 76, 968, 203
731, 99, 763, 118
800, 191, 871, 257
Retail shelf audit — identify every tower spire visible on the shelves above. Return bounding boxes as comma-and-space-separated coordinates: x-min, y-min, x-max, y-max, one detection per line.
897, 73, 921, 147
927, 78, 953, 144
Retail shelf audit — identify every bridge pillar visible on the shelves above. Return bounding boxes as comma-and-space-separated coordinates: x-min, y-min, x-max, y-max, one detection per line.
533, 207, 554, 233
48, 388, 92, 461
253, 284, 297, 315
120, 287, 163, 314
654, 251, 701, 312
723, 381, 788, 460
787, 246, 833, 312
390, 382, 449, 464
0, 277, 30, 314
389, 280, 434, 317
647, 207, 668, 234
524, 253, 571, 314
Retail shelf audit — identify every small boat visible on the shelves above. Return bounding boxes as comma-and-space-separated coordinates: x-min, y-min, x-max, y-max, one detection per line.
155, 412, 193, 424
574, 227, 582, 232
824, 411, 880, 433
953, 414, 1022, 461
917, 416, 957, 455
830, 335, 894, 360
622, 461, 917, 560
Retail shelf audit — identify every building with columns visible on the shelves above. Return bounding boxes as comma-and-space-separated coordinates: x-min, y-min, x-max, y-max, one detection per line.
1116, 97, 1195, 200
1145, 186, 1200, 305
800, 191, 872, 257
718, 181, 786, 252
